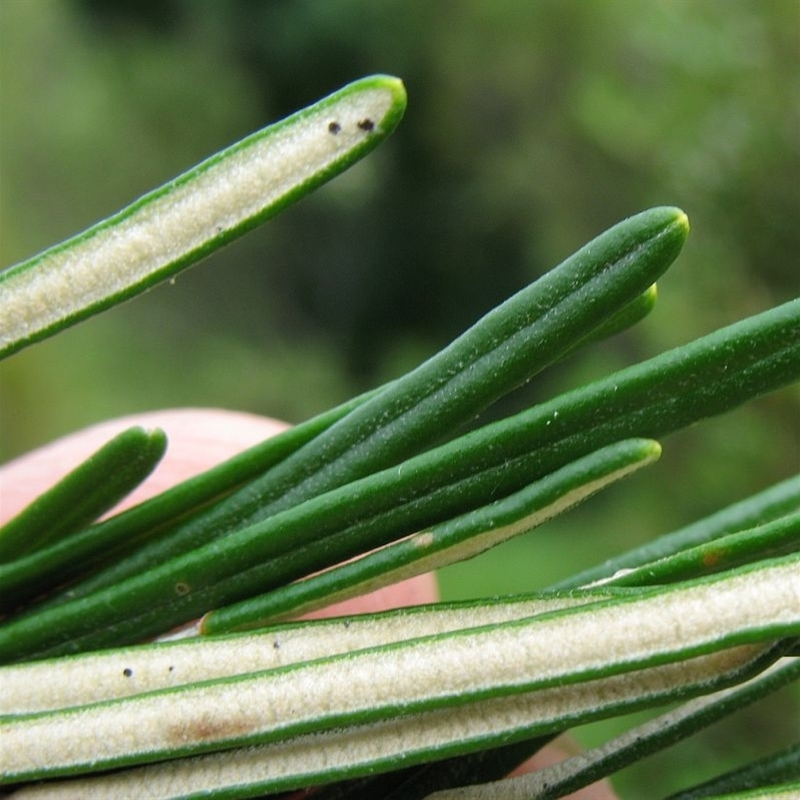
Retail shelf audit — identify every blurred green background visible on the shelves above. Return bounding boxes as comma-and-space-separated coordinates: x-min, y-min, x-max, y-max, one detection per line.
1, 0, 798, 795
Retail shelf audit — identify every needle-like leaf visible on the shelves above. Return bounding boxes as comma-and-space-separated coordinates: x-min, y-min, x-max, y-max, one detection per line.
553, 475, 800, 590
3, 556, 795, 792
45, 208, 687, 602
0, 426, 166, 564
201, 438, 659, 630
0, 390, 373, 613
425, 651, 800, 800
1, 299, 796, 662
0, 76, 407, 358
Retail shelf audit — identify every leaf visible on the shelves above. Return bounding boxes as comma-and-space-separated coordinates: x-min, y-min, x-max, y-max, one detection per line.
3, 554, 796, 792
1, 299, 797, 662
201, 438, 660, 631
602, 512, 800, 588
425, 650, 800, 800
552, 474, 800, 590
0, 426, 166, 565
0, 390, 373, 612
0, 593, 607, 716
0, 75, 407, 358
48, 207, 688, 604
664, 742, 800, 800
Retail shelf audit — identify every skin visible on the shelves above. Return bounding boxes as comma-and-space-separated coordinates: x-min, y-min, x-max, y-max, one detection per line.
0, 408, 618, 799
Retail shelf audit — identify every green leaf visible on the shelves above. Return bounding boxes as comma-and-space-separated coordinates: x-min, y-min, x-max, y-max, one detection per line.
1, 298, 796, 662
46, 207, 688, 604
201, 438, 660, 632
549, 475, 800, 591
552, 475, 800, 590
571, 282, 658, 351
0, 75, 407, 358
3, 555, 795, 791
426, 648, 800, 800
664, 743, 800, 799
0, 426, 166, 565
0, 389, 373, 613
602, 512, 800, 587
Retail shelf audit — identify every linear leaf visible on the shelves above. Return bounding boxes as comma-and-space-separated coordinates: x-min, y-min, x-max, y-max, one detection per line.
552, 475, 800, 590
202, 439, 659, 631
0, 390, 372, 612
3, 555, 797, 785
50, 208, 687, 603
425, 652, 800, 800
0, 427, 166, 565
664, 743, 800, 800
1, 299, 796, 662
602, 512, 800, 588
2, 644, 783, 796
0, 76, 407, 358
1, 593, 604, 716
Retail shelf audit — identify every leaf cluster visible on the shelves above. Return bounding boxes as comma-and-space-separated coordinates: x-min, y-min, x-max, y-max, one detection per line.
0, 76, 798, 799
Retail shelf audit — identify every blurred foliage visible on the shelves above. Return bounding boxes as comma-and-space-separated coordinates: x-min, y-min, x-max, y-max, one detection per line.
0, 1, 798, 794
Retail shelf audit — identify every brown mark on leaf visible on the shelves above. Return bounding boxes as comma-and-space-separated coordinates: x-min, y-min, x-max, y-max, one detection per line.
703, 550, 723, 568
328, 121, 341, 134
357, 118, 375, 132
166, 711, 256, 745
